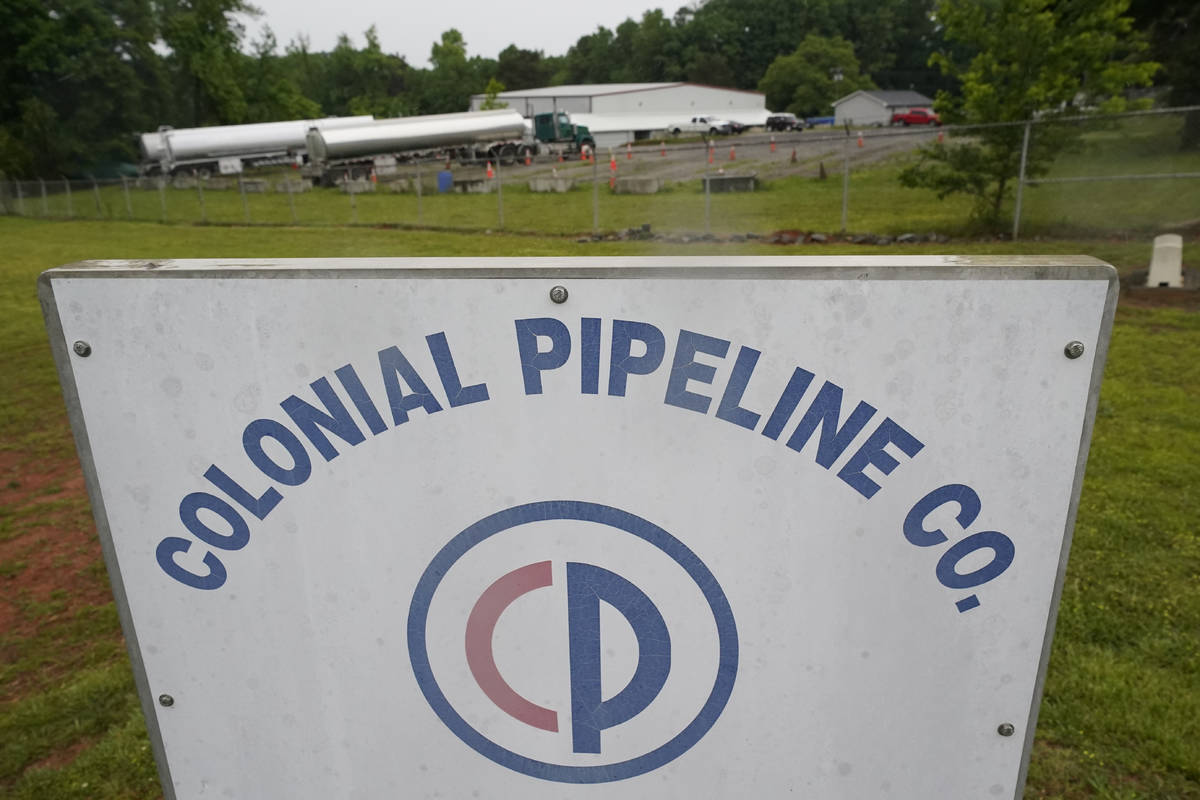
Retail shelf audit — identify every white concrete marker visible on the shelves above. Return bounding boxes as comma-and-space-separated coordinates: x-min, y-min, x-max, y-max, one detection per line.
1148, 233, 1183, 288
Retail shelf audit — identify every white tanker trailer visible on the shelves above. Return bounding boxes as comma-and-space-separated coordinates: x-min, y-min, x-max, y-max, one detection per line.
304, 109, 531, 176
139, 116, 375, 174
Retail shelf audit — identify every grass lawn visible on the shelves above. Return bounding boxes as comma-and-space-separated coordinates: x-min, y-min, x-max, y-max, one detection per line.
1, 218, 1197, 798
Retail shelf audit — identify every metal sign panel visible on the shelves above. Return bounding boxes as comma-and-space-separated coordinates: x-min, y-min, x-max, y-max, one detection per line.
40, 257, 1116, 799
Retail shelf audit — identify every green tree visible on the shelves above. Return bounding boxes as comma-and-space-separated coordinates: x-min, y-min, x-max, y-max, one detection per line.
757, 34, 874, 116
899, 0, 1158, 226
479, 77, 508, 109
242, 27, 321, 121
159, 0, 258, 126
1128, 0, 1200, 148
0, 0, 168, 177
422, 28, 477, 113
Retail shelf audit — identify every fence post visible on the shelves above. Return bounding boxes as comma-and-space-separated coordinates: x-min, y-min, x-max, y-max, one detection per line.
64, 178, 73, 218
158, 178, 167, 223
197, 179, 206, 223
92, 178, 102, 217
416, 161, 423, 225
841, 136, 850, 233
350, 183, 358, 224
285, 178, 297, 224
1012, 120, 1032, 241
495, 157, 504, 230
704, 156, 712, 235
122, 176, 132, 218
592, 150, 599, 234
39, 178, 48, 216
239, 174, 250, 223
16, 181, 25, 216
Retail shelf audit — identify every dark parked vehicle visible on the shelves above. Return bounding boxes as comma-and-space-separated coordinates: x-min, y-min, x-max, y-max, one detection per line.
766, 113, 803, 131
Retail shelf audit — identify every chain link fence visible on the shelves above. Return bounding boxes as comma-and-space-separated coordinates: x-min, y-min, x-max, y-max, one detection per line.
2, 107, 1197, 239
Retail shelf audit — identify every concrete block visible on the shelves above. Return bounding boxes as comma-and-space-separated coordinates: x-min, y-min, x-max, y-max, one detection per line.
529, 178, 575, 193
240, 179, 269, 193
454, 179, 494, 194
613, 177, 662, 194
1148, 234, 1183, 288
702, 173, 757, 192
275, 179, 312, 193
339, 179, 375, 194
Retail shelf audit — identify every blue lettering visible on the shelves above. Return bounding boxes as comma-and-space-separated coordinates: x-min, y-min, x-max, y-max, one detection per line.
243, 418, 312, 486
514, 317, 571, 395
664, 330, 729, 414
335, 364, 388, 435
785, 381, 876, 467
716, 346, 762, 431
378, 346, 443, 424
608, 320, 665, 396
156, 537, 227, 590
580, 317, 602, 395
761, 367, 815, 440
203, 465, 281, 520
837, 419, 925, 498
936, 531, 1015, 588
179, 492, 250, 550
281, 378, 365, 461
903, 484, 981, 547
427, 332, 489, 408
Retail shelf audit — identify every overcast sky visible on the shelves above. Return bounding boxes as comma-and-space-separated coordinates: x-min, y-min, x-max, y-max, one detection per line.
243, 1, 691, 67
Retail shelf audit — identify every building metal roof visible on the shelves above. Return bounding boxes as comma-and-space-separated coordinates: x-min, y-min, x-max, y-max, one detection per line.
472, 82, 765, 101
832, 89, 934, 108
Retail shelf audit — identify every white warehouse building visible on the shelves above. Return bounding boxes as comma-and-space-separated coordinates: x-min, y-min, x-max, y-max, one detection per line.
469, 83, 769, 149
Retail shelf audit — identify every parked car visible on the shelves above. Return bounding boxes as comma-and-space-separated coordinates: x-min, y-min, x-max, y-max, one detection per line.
766, 113, 804, 131
890, 108, 941, 126
669, 116, 734, 136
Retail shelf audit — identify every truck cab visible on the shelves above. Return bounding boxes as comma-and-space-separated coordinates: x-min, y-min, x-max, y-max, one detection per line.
532, 111, 595, 153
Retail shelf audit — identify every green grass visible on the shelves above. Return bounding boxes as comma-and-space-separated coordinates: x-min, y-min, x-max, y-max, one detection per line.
1, 218, 1197, 798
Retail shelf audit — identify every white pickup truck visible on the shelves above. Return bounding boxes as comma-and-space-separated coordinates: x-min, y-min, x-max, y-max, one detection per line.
668, 116, 734, 136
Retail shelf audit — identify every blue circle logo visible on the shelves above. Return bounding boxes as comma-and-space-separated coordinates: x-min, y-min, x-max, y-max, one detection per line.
407, 501, 739, 783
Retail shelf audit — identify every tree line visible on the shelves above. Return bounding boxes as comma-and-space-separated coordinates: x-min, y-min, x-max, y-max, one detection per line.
0, 0, 1192, 182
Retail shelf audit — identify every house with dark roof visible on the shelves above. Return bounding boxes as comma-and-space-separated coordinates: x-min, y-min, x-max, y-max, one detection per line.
832, 90, 935, 127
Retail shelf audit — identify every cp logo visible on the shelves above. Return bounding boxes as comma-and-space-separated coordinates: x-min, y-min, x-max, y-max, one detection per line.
407, 501, 738, 783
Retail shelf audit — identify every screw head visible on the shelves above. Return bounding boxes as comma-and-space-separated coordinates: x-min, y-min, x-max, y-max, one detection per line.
72, 340, 92, 357
1063, 341, 1085, 359
997, 722, 1015, 737
158, 694, 174, 707
549, 285, 569, 304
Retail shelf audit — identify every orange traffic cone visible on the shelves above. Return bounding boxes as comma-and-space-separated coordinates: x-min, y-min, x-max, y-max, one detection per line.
857, 131, 864, 148
370, 169, 378, 183
626, 142, 633, 160
790, 147, 797, 163
660, 141, 666, 157
708, 146, 714, 165
937, 129, 944, 143
524, 151, 532, 166
729, 145, 736, 161
610, 155, 617, 173
486, 161, 494, 179
770, 135, 776, 153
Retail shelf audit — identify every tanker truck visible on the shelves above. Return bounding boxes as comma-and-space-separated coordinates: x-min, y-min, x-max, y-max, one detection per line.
303, 108, 596, 182
138, 116, 375, 175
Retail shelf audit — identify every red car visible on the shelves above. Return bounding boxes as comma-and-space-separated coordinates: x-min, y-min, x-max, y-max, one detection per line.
890, 108, 941, 126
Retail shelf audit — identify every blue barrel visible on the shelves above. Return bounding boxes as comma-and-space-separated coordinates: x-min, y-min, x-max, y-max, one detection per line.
437, 170, 454, 193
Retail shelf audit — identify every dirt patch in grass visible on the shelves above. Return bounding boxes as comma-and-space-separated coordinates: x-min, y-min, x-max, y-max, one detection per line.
0, 450, 119, 701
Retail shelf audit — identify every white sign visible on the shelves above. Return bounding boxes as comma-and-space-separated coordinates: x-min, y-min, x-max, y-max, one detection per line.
217, 157, 243, 175
42, 257, 1116, 800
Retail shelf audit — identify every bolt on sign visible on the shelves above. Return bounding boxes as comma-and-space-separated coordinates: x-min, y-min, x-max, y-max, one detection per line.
40, 257, 1116, 799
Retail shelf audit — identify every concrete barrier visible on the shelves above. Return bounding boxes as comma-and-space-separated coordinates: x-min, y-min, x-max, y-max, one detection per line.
339, 179, 375, 194
529, 178, 575, 193
1148, 234, 1183, 288
240, 179, 269, 194
702, 173, 758, 192
613, 177, 662, 194
454, 179, 494, 194
275, 179, 312, 193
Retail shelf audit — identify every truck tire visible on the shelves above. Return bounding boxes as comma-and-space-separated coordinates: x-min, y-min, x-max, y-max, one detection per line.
709, 127, 719, 136
498, 143, 517, 166
672, 128, 682, 136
